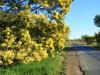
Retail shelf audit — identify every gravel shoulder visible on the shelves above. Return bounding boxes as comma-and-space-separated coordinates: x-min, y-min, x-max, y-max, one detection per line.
67, 51, 83, 75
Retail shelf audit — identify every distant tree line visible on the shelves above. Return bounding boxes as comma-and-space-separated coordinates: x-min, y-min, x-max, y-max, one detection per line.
81, 15, 100, 45
81, 35, 95, 45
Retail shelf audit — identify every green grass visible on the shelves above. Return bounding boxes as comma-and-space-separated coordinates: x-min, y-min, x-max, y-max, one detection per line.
0, 53, 64, 75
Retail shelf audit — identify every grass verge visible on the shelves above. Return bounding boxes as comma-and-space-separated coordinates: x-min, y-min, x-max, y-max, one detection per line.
0, 52, 65, 75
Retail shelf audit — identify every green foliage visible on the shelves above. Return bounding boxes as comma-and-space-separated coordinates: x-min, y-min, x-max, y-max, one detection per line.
95, 31, 100, 45
94, 15, 100, 45
94, 15, 100, 27
0, 10, 70, 66
81, 35, 95, 45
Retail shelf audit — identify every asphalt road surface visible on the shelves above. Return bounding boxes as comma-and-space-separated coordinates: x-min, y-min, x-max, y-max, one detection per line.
74, 45, 100, 75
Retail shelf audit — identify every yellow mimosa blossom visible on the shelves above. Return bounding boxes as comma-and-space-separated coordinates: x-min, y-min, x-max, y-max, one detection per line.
8, 59, 13, 64
3, 50, 14, 60
53, 12, 59, 19
32, 52, 41, 61
24, 57, 35, 63
1, 43, 7, 47
16, 52, 27, 60
0, 60, 3, 65
39, 51, 48, 59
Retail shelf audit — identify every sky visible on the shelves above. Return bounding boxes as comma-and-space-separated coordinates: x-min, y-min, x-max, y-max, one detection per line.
65, 0, 100, 39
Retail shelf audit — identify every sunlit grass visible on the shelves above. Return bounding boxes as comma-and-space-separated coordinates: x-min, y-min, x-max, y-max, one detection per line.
0, 53, 64, 75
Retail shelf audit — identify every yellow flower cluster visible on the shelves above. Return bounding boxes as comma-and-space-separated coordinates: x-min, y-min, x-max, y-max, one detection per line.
45, 38, 55, 56
23, 57, 34, 63
0, 50, 14, 65
32, 52, 41, 61
0, 50, 49, 65
16, 52, 27, 60
39, 51, 48, 59
3, 50, 14, 60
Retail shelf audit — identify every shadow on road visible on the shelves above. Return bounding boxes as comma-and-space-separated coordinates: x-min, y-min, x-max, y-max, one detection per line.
64, 45, 100, 51
64, 45, 100, 56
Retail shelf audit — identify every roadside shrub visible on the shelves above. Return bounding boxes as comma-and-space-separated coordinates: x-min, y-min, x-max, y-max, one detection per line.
81, 35, 95, 45
95, 31, 100, 45
0, 10, 70, 66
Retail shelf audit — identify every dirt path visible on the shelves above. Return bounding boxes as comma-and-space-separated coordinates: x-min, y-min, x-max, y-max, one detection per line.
67, 51, 83, 75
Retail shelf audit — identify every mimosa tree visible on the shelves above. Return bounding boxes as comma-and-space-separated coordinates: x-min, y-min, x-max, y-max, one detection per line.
0, 0, 72, 66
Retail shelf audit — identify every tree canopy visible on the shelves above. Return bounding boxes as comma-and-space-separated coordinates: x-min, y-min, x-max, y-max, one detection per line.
94, 15, 100, 27
0, 0, 72, 20
95, 31, 100, 45
81, 35, 95, 45
0, 0, 72, 66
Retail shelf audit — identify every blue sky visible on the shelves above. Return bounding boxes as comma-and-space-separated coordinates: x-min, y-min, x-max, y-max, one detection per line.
65, 0, 100, 39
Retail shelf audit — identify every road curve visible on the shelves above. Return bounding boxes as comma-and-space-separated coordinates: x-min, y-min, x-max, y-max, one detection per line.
73, 45, 100, 75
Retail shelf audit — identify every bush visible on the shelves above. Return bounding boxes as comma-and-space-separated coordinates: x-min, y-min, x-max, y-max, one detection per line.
81, 35, 95, 45
0, 10, 70, 66
95, 31, 100, 45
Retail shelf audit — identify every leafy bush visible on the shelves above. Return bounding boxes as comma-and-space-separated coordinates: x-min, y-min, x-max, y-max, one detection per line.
0, 10, 70, 66
81, 35, 95, 45
95, 31, 100, 45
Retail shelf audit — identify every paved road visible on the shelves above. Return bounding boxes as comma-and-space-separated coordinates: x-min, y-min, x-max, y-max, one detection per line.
74, 45, 100, 75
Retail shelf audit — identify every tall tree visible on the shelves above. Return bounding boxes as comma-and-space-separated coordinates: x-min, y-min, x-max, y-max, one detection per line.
0, 0, 72, 65
94, 15, 100, 27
